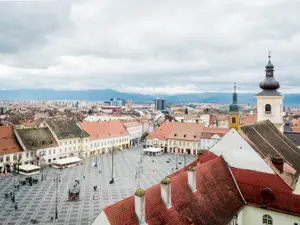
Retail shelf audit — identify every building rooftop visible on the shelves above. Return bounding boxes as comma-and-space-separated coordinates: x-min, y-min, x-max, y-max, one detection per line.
147, 122, 205, 141
0, 126, 23, 155
241, 114, 257, 125
15, 127, 58, 151
80, 120, 129, 141
241, 120, 300, 187
232, 168, 300, 217
103, 157, 245, 225
46, 120, 89, 140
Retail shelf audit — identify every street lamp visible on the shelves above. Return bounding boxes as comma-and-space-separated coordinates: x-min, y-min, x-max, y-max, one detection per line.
40, 150, 46, 181
135, 161, 143, 188
175, 153, 178, 170
183, 153, 187, 168
109, 147, 115, 184
53, 173, 61, 219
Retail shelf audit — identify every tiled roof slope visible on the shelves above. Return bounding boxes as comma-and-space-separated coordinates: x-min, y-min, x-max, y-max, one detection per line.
15, 128, 58, 151
0, 126, 23, 155
104, 157, 245, 225
241, 120, 300, 184
284, 132, 300, 147
46, 120, 89, 140
147, 122, 205, 141
241, 114, 257, 125
80, 121, 129, 141
147, 122, 173, 140
232, 168, 300, 217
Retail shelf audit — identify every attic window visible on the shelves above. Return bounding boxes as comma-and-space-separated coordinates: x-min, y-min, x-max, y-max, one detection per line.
194, 135, 196, 138
183, 134, 186, 138
174, 134, 177, 137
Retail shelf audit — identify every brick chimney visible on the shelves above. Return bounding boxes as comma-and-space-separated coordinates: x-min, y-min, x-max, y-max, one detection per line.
188, 166, 197, 192
134, 188, 147, 224
160, 177, 172, 208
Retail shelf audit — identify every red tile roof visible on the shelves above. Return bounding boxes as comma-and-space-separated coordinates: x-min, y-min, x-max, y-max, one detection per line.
147, 122, 174, 141
0, 126, 23, 155
80, 121, 129, 141
292, 127, 300, 133
122, 120, 142, 128
104, 157, 245, 225
232, 168, 300, 217
201, 127, 229, 138
147, 122, 205, 141
241, 114, 257, 125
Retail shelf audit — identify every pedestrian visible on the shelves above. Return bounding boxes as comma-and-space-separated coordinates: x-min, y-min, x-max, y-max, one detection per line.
93, 194, 94, 200
83, 176, 85, 180
14, 204, 18, 210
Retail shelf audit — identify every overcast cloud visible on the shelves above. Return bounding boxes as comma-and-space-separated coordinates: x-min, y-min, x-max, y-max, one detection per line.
0, 0, 299, 94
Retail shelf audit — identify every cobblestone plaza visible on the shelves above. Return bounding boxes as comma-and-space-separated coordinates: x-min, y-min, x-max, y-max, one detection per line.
0, 147, 196, 225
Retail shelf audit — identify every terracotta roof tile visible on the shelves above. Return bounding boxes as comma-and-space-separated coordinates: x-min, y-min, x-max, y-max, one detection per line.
201, 127, 229, 138
147, 122, 205, 141
241, 114, 257, 125
241, 120, 300, 187
0, 126, 23, 155
292, 127, 300, 133
104, 157, 245, 225
232, 168, 300, 217
81, 121, 129, 141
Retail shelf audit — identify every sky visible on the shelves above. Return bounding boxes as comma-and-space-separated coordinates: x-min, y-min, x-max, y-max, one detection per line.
0, 0, 299, 95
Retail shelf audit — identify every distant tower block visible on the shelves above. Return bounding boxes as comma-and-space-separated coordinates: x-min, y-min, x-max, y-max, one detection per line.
256, 52, 284, 132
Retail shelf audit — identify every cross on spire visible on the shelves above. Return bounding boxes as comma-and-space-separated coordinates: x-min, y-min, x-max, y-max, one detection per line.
234, 82, 236, 93
268, 50, 272, 62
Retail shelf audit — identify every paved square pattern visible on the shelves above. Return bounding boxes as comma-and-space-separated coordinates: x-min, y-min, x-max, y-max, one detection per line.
0, 147, 195, 225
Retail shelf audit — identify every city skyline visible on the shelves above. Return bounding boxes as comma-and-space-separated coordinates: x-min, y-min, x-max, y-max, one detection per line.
0, 1, 300, 94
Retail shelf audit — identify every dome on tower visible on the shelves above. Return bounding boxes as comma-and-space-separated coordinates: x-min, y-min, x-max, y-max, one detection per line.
259, 77, 280, 90
257, 52, 281, 96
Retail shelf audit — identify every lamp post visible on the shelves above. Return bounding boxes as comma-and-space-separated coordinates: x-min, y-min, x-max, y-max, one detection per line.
175, 153, 178, 170
40, 150, 45, 181
53, 173, 61, 219
135, 161, 143, 188
109, 147, 115, 184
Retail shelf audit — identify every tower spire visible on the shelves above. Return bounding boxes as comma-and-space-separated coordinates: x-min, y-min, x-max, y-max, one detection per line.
232, 82, 237, 104
268, 50, 271, 63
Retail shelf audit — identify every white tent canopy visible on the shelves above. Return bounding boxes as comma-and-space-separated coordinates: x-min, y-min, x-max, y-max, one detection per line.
19, 164, 40, 171
55, 157, 82, 165
52, 157, 82, 169
19, 164, 40, 175
143, 147, 164, 156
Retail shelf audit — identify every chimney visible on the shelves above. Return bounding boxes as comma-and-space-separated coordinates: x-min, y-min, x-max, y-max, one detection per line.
160, 177, 172, 208
272, 157, 284, 173
188, 166, 197, 192
135, 188, 147, 224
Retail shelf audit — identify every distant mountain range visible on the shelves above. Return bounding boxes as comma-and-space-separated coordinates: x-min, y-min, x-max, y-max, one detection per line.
0, 89, 299, 107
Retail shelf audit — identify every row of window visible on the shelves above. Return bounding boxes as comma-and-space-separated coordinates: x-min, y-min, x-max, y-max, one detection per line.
0, 152, 34, 163
91, 138, 129, 148
59, 139, 88, 146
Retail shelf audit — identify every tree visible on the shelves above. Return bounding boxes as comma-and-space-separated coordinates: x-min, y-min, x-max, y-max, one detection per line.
141, 132, 149, 140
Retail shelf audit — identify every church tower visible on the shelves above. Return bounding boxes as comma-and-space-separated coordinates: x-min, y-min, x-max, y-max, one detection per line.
256, 53, 284, 131
229, 83, 241, 131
